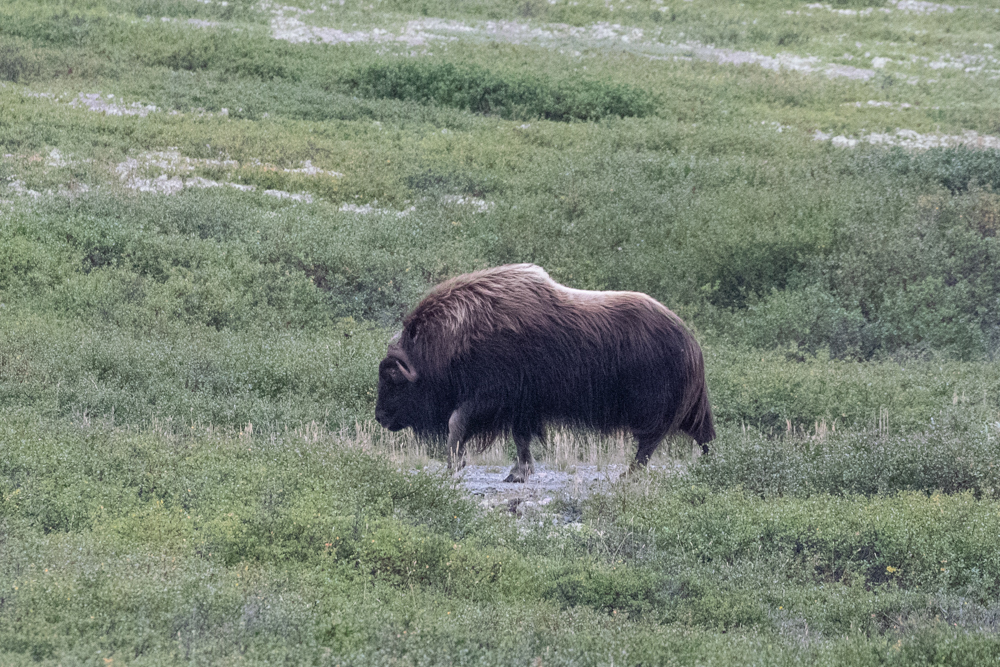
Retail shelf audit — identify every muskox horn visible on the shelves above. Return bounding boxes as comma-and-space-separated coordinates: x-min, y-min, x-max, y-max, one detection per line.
387, 345, 419, 382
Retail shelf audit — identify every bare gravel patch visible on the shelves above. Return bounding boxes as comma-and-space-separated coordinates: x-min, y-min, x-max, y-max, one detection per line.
113, 150, 338, 200
815, 128, 1000, 150
266, 7, 877, 80
460, 463, 626, 499
263, 3, 1000, 81
70, 92, 159, 117
453, 461, 689, 517
800, 0, 965, 15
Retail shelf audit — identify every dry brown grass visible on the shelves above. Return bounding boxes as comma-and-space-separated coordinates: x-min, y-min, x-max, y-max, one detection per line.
292, 420, 701, 471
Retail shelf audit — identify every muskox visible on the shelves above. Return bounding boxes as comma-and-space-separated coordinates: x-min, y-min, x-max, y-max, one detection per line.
374, 264, 715, 482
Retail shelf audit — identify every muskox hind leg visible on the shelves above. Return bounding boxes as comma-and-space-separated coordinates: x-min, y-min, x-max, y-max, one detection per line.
446, 408, 469, 472
503, 429, 535, 483
629, 433, 665, 473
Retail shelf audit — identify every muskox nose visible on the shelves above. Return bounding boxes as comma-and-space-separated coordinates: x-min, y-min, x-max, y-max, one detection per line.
375, 410, 404, 431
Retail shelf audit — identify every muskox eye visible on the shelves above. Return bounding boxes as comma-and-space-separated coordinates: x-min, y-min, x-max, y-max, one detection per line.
381, 364, 404, 384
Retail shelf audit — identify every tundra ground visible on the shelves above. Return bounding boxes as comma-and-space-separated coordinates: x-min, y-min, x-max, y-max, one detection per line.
3, 0, 1000, 663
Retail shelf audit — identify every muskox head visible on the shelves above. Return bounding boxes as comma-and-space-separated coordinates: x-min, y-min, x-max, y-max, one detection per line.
374, 340, 422, 432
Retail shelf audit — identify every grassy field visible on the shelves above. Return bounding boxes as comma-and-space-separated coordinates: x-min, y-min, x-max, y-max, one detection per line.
3, 0, 1000, 663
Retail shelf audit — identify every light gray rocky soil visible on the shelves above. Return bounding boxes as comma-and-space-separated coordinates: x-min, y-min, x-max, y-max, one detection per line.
454, 462, 688, 516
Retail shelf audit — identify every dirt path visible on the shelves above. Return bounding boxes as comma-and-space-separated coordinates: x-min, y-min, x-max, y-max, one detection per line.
455, 462, 687, 515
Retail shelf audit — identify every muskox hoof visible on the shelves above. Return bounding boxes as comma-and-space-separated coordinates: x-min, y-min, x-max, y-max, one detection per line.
624, 461, 649, 478
503, 465, 532, 483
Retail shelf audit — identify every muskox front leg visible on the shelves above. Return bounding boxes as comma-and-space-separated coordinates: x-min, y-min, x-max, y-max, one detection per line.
446, 408, 469, 473
503, 429, 535, 483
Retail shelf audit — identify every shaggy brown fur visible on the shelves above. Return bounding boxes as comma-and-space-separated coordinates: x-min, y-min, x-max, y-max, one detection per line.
375, 264, 715, 482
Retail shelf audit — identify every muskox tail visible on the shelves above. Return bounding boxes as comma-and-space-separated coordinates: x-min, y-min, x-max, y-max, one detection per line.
678, 382, 715, 445
675, 340, 716, 446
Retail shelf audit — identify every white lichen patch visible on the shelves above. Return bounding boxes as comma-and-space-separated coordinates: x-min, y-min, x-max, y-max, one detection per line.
924, 52, 1000, 74
272, 5, 1000, 82
266, 8, 877, 80
45, 149, 70, 168
892, 0, 961, 14
802, 0, 961, 15
269, 4, 458, 46
337, 196, 490, 216
844, 100, 915, 110
263, 189, 314, 202
6, 181, 42, 198
815, 128, 1000, 150
802, 3, 891, 16
440, 19, 876, 78
686, 43, 874, 80
70, 93, 159, 117
159, 16, 222, 28
3, 147, 338, 202
20, 88, 235, 119
20, 90, 58, 100
339, 202, 417, 216
115, 150, 239, 177
262, 159, 344, 178
114, 150, 338, 201
267, 2, 1000, 82
440, 195, 495, 213
759, 120, 790, 133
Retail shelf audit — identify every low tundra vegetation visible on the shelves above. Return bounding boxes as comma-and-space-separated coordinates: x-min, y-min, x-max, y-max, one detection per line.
3, 0, 1000, 662
5, 419, 1000, 664
343, 61, 659, 122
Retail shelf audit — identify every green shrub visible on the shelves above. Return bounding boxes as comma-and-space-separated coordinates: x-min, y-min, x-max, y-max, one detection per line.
704, 345, 1000, 432
541, 562, 662, 617
4, 191, 433, 329
856, 147, 1000, 195
694, 421, 1000, 498
813, 184, 1000, 359
0, 41, 39, 82
624, 486, 1000, 594
734, 286, 874, 359
140, 29, 306, 81
116, 0, 263, 22
0, 419, 476, 559
353, 518, 454, 586
343, 61, 658, 122
0, 4, 117, 46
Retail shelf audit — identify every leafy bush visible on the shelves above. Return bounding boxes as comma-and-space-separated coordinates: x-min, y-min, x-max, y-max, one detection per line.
0, 4, 116, 46
805, 184, 1000, 359
856, 147, 1000, 195
343, 61, 658, 121
0, 419, 476, 559
4, 191, 434, 329
140, 29, 306, 81
0, 41, 39, 82
734, 286, 875, 359
694, 420, 1000, 498
541, 562, 662, 617
625, 485, 1000, 593
704, 345, 1000, 432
